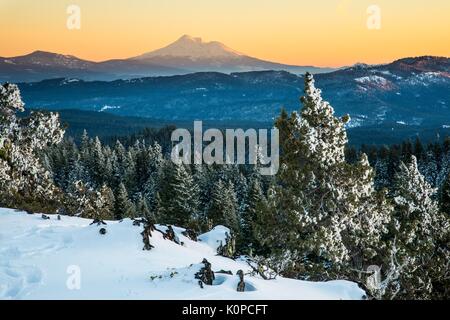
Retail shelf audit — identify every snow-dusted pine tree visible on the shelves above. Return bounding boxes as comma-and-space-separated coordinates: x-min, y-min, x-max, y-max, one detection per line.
223, 181, 240, 235
441, 173, 450, 214
206, 179, 239, 234
240, 178, 265, 255
256, 73, 392, 282
0, 83, 64, 211
158, 162, 199, 227
114, 182, 135, 219
65, 180, 98, 218
142, 143, 164, 214
136, 193, 155, 224
375, 156, 449, 299
91, 137, 106, 187
97, 184, 115, 220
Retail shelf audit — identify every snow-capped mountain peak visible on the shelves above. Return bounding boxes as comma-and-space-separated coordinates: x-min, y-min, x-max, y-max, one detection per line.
0, 36, 335, 82
134, 35, 244, 60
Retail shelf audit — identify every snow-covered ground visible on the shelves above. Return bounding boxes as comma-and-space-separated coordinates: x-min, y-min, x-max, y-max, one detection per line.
0, 208, 364, 300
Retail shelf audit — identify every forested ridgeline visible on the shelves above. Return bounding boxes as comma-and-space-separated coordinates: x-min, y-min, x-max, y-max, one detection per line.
347, 137, 450, 190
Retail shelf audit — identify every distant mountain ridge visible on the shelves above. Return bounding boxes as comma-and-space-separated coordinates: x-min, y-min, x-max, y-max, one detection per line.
17, 56, 450, 135
0, 35, 334, 83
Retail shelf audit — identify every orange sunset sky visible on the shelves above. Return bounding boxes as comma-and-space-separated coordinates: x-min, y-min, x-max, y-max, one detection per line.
1, 0, 449, 67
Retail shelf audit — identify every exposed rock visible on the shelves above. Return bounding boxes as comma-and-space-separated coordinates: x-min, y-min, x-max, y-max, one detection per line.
215, 270, 233, 275
195, 259, 215, 287
163, 226, 180, 244
182, 229, 198, 241
141, 223, 154, 251
237, 270, 245, 292
90, 218, 107, 226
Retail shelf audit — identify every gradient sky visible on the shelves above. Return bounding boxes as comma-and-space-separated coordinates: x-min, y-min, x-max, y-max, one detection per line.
1, 0, 449, 67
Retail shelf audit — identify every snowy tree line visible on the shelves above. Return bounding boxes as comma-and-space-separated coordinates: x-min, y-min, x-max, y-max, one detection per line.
1, 78, 449, 300
347, 136, 450, 191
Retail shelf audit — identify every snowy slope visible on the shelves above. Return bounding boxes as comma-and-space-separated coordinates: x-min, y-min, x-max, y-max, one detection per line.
0, 208, 364, 300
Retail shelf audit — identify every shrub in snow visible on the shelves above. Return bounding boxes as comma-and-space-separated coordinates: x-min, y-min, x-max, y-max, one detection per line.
90, 218, 107, 226
141, 223, 155, 251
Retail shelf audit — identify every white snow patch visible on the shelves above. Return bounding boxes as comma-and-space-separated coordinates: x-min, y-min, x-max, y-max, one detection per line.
60, 78, 80, 85
99, 105, 121, 112
355, 76, 388, 86
405, 72, 448, 86
0, 209, 365, 300
197, 225, 230, 252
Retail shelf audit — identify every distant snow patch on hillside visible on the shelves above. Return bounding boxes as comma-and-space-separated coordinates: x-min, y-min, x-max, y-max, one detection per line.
405, 72, 449, 86
355, 75, 388, 86
100, 105, 121, 112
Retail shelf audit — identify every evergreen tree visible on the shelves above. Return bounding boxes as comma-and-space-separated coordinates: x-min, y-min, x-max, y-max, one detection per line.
223, 181, 240, 235
142, 143, 164, 213
136, 193, 155, 224
382, 156, 449, 299
206, 179, 239, 234
97, 184, 115, 220
239, 178, 265, 255
158, 162, 199, 226
67, 155, 90, 189
114, 183, 135, 219
124, 150, 137, 192
91, 137, 106, 187
0, 83, 64, 212
80, 129, 91, 162
401, 140, 413, 161
255, 73, 392, 281
206, 179, 226, 228
414, 137, 424, 161
66, 180, 96, 218
441, 173, 450, 214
